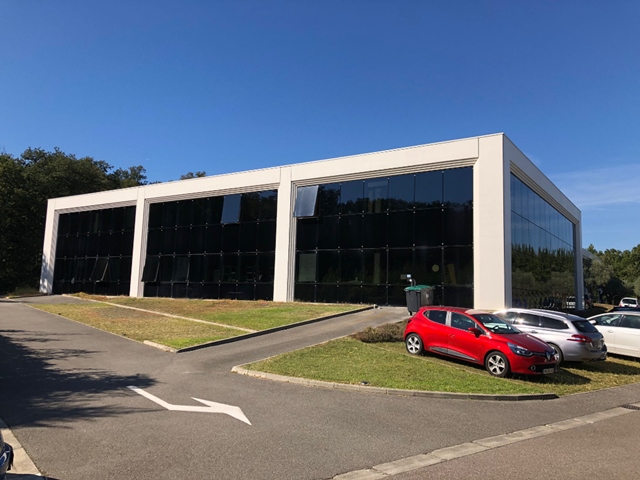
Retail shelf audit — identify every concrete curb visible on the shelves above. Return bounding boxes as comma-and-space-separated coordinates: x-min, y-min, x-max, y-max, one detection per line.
231, 366, 559, 401
0, 419, 42, 477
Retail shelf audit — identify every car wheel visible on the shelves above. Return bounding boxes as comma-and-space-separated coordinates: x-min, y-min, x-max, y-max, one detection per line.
405, 333, 424, 355
548, 343, 563, 364
485, 351, 510, 378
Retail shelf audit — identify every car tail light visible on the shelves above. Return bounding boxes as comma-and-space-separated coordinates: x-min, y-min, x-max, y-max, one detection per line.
568, 334, 592, 343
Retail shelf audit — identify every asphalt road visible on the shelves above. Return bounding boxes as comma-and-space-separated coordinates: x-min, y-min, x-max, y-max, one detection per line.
2, 297, 640, 479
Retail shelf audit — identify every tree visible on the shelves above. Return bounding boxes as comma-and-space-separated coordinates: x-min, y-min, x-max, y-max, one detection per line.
0, 148, 147, 294
179, 171, 206, 180
586, 244, 639, 302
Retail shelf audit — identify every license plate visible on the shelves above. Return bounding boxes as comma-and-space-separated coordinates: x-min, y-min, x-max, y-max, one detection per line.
543, 368, 555, 374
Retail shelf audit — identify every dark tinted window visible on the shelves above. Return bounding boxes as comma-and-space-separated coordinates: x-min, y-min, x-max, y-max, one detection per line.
443, 168, 473, 206
259, 190, 278, 220
415, 171, 442, 207
364, 178, 388, 213
620, 315, 640, 329
317, 183, 340, 216
141, 257, 160, 282
341, 180, 364, 214
240, 192, 261, 222
451, 312, 476, 331
388, 174, 414, 210
90, 257, 110, 282
221, 194, 242, 224
424, 310, 447, 324
540, 317, 569, 330
172, 256, 190, 282
573, 320, 598, 333
517, 313, 540, 326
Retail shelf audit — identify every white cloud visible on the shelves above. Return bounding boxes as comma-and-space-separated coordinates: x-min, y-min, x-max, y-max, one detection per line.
550, 164, 640, 209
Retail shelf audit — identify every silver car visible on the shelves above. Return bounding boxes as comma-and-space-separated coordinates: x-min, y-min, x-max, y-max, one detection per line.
494, 308, 607, 363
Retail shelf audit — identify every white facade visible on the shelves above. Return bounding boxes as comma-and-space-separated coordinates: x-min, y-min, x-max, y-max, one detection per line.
40, 133, 583, 310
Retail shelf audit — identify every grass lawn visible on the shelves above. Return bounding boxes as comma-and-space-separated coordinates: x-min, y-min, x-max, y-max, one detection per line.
31, 296, 364, 349
245, 336, 640, 396
32, 303, 248, 349
75, 294, 362, 330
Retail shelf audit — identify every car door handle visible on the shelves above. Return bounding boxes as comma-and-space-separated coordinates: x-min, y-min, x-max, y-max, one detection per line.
530, 330, 538, 333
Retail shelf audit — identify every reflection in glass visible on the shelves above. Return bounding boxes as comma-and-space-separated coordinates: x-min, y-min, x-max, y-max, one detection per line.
318, 183, 340, 216
294, 185, 319, 218
365, 179, 388, 213
443, 168, 472, 206
294, 167, 474, 307
53, 206, 136, 295
388, 174, 414, 210
341, 180, 364, 214
341, 250, 363, 284
297, 253, 316, 282
221, 194, 242, 224
510, 174, 575, 308
415, 171, 442, 208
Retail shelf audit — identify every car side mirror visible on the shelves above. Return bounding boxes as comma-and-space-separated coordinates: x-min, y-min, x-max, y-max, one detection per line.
468, 327, 482, 337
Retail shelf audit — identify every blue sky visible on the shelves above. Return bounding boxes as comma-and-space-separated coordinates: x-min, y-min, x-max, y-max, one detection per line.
1, 1, 639, 252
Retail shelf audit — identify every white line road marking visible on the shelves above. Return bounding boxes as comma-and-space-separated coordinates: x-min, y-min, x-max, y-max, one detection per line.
128, 386, 251, 425
333, 406, 638, 479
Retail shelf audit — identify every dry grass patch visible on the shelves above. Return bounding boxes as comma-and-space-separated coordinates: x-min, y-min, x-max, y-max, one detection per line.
32, 303, 246, 349
75, 294, 363, 330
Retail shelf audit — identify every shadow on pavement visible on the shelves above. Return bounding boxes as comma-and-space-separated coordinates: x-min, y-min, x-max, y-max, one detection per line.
0, 329, 155, 429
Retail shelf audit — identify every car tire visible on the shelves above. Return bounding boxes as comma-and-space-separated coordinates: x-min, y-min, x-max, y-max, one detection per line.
485, 351, 510, 378
405, 333, 424, 355
548, 343, 563, 365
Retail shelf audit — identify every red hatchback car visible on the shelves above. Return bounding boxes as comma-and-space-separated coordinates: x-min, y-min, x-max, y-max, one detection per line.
404, 306, 558, 377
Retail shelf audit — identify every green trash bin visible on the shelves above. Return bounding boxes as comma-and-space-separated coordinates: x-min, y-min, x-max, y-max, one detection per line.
404, 285, 433, 314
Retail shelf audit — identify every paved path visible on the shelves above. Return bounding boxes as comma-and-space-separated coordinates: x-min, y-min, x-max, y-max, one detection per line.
2, 297, 640, 479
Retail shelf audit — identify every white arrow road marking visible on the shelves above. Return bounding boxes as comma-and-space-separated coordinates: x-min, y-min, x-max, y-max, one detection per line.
128, 386, 251, 425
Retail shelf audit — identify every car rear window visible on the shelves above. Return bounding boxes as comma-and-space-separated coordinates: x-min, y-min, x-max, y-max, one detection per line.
573, 320, 598, 333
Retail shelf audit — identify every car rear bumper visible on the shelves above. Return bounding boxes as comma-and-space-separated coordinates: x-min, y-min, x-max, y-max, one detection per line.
564, 346, 607, 362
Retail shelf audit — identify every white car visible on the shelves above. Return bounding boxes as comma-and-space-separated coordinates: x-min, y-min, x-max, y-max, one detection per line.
619, 297, 639, 308
589, 312, 640, 358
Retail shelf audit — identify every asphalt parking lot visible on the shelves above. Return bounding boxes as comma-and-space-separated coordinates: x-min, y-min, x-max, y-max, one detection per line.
2, 297, 640, 479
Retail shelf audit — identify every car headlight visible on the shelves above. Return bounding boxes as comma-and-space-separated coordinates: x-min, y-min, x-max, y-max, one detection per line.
508, 342, 533, 357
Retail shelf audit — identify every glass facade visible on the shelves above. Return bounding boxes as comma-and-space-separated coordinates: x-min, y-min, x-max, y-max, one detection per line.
294, 167, 474, 306
510, 174, 575, 308
53, 206, 136, 295
142, 190, 277, 300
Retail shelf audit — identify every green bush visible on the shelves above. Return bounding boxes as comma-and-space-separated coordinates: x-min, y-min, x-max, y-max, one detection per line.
351, 320, 407, 343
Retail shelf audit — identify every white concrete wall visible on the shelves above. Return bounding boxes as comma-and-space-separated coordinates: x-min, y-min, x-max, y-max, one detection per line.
473, 135, 508, 310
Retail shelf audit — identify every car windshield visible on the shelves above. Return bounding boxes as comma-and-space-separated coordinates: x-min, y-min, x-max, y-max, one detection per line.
573, 320, 599, 333
472, 314, 520, 334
